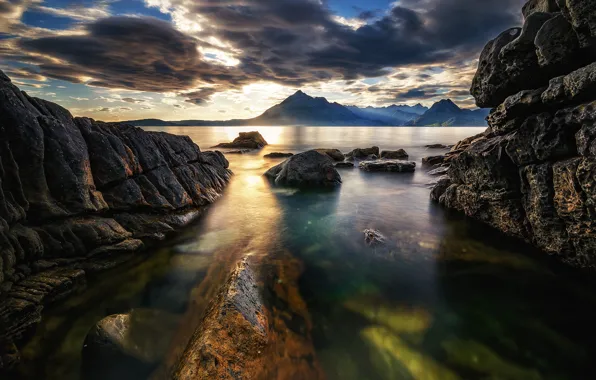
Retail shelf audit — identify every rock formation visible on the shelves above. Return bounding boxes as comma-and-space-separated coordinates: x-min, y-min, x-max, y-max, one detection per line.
0, 71, 232, 370
359, 160, 416, 173
380, 149, 409, 159
432, 0, 596, 268
212, 131, 268, 149
264, 150, 342, 188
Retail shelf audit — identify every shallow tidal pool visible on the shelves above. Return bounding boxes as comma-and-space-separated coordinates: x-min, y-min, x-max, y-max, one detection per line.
15, 126, 596, 380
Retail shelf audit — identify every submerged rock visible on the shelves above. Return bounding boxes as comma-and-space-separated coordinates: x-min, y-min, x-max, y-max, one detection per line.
363, 229, 386, 246
212, 131, 268, 149
359, 160, 416, 173
264, 152, 294, 158
82, 309, 179, 380
380, 149, 409, 159
425, 144, 453, 149
264, 150, 342, 188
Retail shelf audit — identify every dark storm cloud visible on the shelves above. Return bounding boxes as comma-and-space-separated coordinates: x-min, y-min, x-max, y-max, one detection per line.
183, 88, 218, 106
7, 0, 525, 95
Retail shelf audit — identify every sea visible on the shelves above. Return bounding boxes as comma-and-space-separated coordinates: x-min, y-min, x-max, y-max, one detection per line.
14, 126, 596, 380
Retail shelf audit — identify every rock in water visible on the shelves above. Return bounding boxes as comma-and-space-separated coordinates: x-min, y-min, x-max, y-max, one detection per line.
315, 148, 345, 161
264, 152, 294, 158
335, 162, 355, 168
432, 0, 596, 269
345, 146, 380, 160
359, 160, 416, 173
364, 229, 386, 246
82, 310, 179, 380
422, 155, 446, 169
0, 70, 232, 370
380, 149, 409, 159
264, 150, 342, 188
213, 131, 268, 149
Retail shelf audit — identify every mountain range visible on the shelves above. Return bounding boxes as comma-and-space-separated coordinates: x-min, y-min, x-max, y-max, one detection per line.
123, 91, 488, 127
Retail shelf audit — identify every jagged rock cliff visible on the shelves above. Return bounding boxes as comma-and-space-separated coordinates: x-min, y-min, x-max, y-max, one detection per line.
432, 0, 596, 268
0, 71, 232, 370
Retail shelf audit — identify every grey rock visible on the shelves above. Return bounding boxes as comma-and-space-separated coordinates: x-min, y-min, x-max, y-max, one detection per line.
314, 148, 345, 161
345, 146, 380, 160
334, 162, 355, 168
380, 149, 409, 159
358, 160, 416, 173
535, 14, 582, 71
264, 150, 342, 188
422, 155, 446, 169
555, 0, 596, 48
523, 0, 560, 18
428, 166, 449, 176
363, 229, 386, 246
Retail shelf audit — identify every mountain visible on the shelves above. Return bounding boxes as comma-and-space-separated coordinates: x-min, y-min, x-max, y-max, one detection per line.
406, 99, 489, 126
248, 90, 380, 126
346, 104, 427, 125
122, 92, 487, 127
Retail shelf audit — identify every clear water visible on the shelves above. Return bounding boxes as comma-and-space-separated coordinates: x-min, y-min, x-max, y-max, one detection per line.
15, 126, 596, 380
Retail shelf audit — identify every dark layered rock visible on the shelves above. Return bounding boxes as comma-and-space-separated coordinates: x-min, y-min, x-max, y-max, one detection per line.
335, 162, 355, 168
358, 160, 416, 173
380, 149, 409, 159
212, 131, 268, 149
0, 71, 232, 370
432, 0, 596, 269
264, 152, 294, 158
264, 150, 342, 188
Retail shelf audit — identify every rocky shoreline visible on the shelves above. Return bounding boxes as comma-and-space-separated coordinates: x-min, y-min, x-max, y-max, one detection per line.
0, 71, 232, 371
431, 0, 596, 268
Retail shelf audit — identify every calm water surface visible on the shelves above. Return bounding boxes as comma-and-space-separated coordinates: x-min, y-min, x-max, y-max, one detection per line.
16, 126, 596, 380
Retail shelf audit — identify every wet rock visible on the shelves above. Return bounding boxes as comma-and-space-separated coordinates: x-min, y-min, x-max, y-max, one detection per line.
314, 148, 345, 161
422, 155, 446, 169
363, 229, 386, 246
264, 152, 294, 158
428, 166, 449, 176
212, 131, 268, 149
430, 177, 452, 202
264, 150, 342, 188
380, 149, 409, 159
359, 160, 416, 173
335, 162, 355, 168
425, 144, 452, 149
345, 146, 380, 160
82, 309, 179, 380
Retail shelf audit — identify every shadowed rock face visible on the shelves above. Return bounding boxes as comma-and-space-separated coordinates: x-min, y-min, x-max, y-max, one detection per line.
433, 1, 596, 269
0, 70, 232, 370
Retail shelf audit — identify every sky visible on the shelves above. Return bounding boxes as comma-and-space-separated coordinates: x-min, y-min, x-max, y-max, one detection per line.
0, 0, 526, 121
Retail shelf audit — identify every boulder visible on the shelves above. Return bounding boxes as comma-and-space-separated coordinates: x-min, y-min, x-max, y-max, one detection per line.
212, 131, 268, 149
535, 14, 582, 72
264, 152, 294, 158
430, 177, 452, 202
82, 310, 179, 380
358, 160, 416, 173
314, 148, 345, 161
264, 150, 342, 188
555, 0, 596, 48
345, 146, 380, 160
380, 149, 409, 159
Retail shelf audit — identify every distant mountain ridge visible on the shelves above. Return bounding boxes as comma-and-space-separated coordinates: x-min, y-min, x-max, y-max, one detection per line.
122, 91, 488, 127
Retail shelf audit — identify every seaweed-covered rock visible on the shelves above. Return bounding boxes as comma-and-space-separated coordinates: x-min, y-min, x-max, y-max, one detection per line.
264, 150, 342, 188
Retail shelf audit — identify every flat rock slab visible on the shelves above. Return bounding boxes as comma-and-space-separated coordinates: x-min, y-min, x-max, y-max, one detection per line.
359, 160, 416, 173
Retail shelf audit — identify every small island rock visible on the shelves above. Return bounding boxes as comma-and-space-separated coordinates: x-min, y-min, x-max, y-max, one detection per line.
380, 149, 409, 159
213, 131, 268, 149
359, 160, 416, 173
315, 148, 345, 161
264, 152, 294, 158
345, 146, 380, 160
264, 150, 342, 188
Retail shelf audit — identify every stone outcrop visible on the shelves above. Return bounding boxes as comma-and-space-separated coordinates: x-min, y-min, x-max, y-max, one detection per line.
213, 131, 268, 149
0, 71, 232, 370
345, 146, 380, 161
264, 152, 293, 158
380, 149, 409, 159
264, 150, 342, 188
432, 1, 596, 269
314, 148, 345, 161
